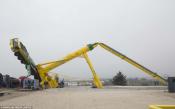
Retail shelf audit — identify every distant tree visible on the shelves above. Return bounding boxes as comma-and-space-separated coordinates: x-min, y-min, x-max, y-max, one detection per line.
112, 71, 127, 86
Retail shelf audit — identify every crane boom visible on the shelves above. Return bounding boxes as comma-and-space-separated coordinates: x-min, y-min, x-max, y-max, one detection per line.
10, 38, 167, 89
38, 42, 167, 84
92, 42, 167, 84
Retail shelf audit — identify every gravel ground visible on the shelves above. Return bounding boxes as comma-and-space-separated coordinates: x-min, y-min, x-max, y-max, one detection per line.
0, 86, 174, 109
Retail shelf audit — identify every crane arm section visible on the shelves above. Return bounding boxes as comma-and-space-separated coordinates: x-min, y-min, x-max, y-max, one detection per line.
91, 42, 167, 84
38, 42, 167, 85
36, 44, 103, 88
36, 45, 92, 74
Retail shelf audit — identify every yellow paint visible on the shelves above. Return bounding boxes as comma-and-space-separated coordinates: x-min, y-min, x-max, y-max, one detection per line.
83, 53, 103, 88
149, 105, 175, 109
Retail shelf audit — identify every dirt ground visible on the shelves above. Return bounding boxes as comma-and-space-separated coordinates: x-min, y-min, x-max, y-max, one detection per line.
0, 86, 174, 109
0, 89, 34, 102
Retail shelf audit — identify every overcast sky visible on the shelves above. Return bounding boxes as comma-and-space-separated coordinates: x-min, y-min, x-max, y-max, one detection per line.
0, 0, 175, 79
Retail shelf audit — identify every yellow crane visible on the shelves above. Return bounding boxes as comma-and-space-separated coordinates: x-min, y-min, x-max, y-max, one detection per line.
10, 38, 167, 89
